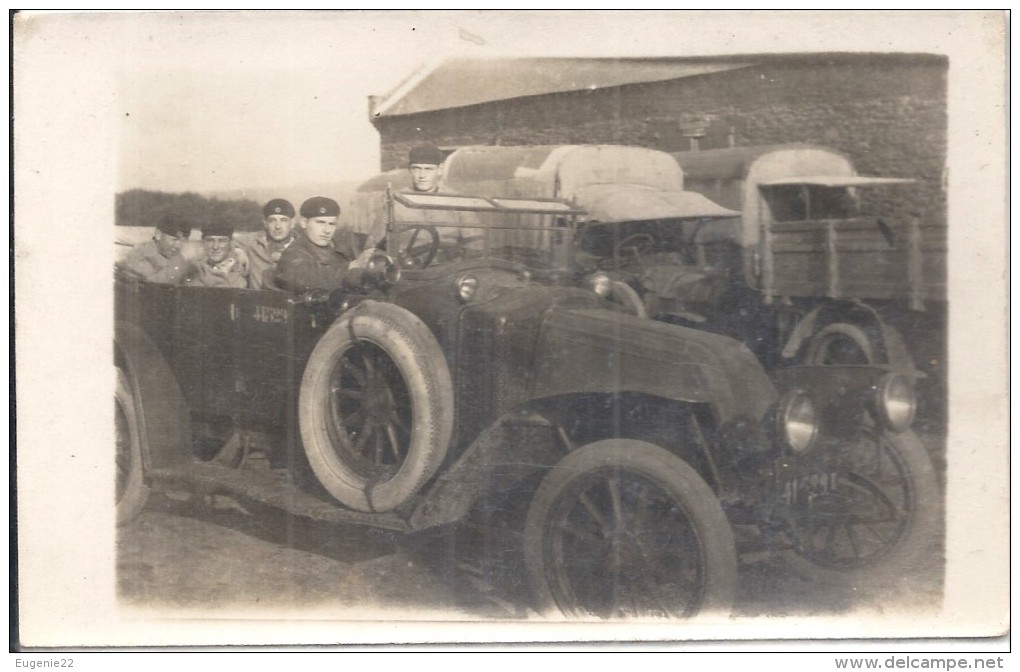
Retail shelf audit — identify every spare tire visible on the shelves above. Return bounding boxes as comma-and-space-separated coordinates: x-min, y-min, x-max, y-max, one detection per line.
298, 301, 454, 512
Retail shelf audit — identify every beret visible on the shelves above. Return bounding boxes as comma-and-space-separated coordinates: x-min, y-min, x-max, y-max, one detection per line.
156, 212, 192, 238
300, 196, 340, 218
201, 221, 234, 238
408, 143, 444, 166
263, 198, 295, 218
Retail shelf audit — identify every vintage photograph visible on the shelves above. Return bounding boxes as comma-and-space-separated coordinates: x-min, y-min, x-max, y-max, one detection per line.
13, 10, 1008, 649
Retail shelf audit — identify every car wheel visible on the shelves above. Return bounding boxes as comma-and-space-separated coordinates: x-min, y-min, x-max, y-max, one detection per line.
524, 439, 737, 619
780, 426, 940, 585
804, 322, 875, 365
299, 301, 454, 513
115, 368, 149, 525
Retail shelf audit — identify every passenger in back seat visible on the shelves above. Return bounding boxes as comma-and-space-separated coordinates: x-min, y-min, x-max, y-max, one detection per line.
118, 212, 198, 284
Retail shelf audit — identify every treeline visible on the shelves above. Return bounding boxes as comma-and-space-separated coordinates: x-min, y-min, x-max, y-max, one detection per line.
116, 189, 263, 231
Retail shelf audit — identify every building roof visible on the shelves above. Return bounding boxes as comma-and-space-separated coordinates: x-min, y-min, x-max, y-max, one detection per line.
372, 57, 754, 118
370, 53, 947, 119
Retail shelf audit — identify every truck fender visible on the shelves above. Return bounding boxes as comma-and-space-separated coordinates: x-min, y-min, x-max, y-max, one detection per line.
780, 301, 918, 373
609, 280, 647, 319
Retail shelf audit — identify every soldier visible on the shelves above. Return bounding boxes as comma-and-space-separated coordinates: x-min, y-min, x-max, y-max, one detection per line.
275, 196, 375, 293
368, 143, 485, 259
239, 198, 297, 289
118, 212, 198, 284
184, 221, 250, 288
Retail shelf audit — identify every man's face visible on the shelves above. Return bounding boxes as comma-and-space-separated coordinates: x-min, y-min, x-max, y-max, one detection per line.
410, 163, 442, 192
155, 230, 184, 258
263, 214, 294, 242
203, 235, 232, 264
302, 216, 339, 247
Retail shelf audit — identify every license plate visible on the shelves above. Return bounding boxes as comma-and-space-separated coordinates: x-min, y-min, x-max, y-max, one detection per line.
781, 472, 838, 506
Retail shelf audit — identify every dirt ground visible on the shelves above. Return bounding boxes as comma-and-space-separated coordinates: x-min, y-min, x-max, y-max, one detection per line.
117, 437, 946, 624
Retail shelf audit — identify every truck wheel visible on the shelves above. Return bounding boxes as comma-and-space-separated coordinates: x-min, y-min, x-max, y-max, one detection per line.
780, 426, 940, 585
804, 323, 875, 365
299, 301, 454, 513
115, 368, 149, 525
524, 440, 737, 619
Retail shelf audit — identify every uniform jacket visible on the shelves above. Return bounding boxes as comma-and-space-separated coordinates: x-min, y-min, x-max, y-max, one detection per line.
274, 229, 366, 293
118, 239, 192, 284
237, 232, 295, 289
184, 247, 251, 289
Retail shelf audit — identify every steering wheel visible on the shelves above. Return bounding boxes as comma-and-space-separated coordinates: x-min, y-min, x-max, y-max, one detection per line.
614, 233, 656, 259
400, 226, 441, 269
362, 252, 402, 288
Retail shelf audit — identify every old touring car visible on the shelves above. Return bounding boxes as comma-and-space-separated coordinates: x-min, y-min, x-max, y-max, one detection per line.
115, 186, 939, 619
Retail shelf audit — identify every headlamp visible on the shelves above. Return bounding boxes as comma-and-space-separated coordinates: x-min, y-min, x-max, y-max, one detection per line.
778, 390, 819, 455
872, 373, 917, 433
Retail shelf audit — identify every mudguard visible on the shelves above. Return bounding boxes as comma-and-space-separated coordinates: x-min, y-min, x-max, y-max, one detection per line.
114, 320, 192, 470
410, 413, 563, 530
780, 300, 919, 373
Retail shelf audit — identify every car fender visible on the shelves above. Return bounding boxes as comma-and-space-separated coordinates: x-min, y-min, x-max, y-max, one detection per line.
409, 412, 563, 530
114, 319, 192, 470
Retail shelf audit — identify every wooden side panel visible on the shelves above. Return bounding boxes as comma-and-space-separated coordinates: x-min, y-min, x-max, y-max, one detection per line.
767, 217, 946, 304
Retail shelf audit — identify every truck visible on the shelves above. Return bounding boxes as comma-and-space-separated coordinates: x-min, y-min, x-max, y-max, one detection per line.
670, 143, 945, 370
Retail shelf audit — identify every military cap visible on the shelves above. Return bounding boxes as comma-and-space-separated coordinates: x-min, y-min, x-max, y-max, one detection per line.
300, 196, 340, 218
408, 143, 444, 166
201, 221, 234, 238
262, 198, 295, 218
156, 212, 192, 238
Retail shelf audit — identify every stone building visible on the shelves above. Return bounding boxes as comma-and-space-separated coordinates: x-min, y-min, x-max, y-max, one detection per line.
369, 53, 948, 230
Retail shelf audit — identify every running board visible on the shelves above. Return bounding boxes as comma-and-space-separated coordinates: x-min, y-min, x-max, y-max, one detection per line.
146, 462, 412, 532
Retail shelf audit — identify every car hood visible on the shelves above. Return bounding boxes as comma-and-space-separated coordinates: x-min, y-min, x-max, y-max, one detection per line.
532, 308, 776, 421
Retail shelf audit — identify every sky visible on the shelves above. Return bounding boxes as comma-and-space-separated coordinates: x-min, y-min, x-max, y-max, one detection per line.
15, 10, 985, 195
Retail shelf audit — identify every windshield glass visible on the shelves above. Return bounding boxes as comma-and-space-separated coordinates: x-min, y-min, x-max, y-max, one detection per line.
383, 191, 583, 271
576, 220, 687, 258
761, 185, 861, 222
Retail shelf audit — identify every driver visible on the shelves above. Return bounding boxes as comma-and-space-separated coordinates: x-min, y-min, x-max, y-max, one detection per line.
370, 143, 485, 260
275, 196, 376, 293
